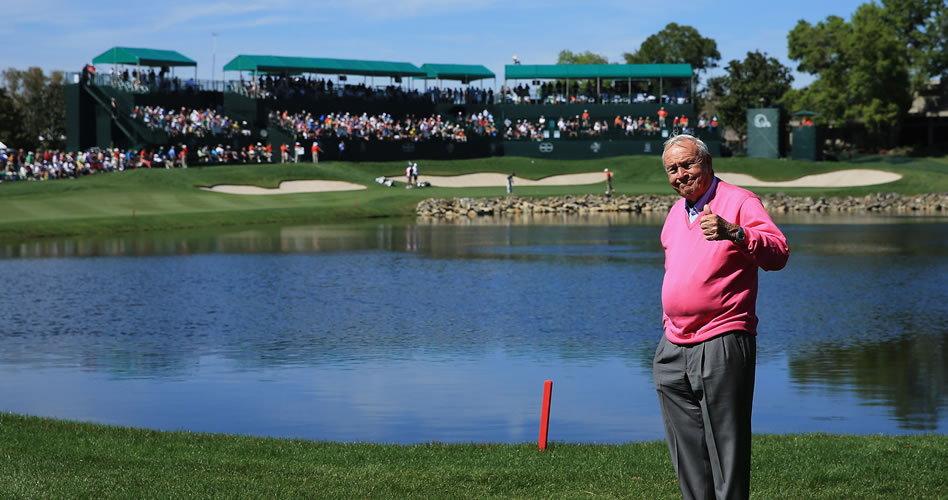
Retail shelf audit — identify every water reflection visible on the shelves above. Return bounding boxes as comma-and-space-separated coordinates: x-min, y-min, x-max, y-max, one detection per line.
0, 213, 670, 260
789, 334, 947, 430
0, 215, 946, 441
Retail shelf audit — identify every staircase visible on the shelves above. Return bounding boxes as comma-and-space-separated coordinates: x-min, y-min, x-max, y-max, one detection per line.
83, 84, 168, 149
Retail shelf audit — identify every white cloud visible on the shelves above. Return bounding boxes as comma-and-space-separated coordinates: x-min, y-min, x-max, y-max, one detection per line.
153, 2, 278, 32
324, 0, 499, 19
1, 0, 869, 84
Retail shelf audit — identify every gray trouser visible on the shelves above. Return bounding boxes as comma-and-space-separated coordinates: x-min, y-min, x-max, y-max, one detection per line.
653, 331, 756, 500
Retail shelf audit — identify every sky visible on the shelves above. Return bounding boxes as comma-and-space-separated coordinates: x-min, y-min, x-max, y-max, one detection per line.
2, 0, 869, 89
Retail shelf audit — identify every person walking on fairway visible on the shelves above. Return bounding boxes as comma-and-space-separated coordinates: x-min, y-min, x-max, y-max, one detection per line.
506, 172, 515, 194
654, 134, 789, 500
311, 140, 320, 164
605, 168, 613, 195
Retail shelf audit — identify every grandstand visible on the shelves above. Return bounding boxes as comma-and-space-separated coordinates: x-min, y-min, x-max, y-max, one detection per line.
501, 63, 719, 158
65, 47, 721, 162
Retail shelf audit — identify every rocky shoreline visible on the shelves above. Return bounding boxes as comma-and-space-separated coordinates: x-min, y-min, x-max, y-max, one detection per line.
417, 193, 948, 218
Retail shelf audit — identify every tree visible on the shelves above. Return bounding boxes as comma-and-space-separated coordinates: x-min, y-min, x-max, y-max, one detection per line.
556, 50, 609, 65
1, 67, 66, 151
881, 0, 948, 85
0, 88, 28, 148
713, 51, 793, 138
785, 15, 852, 127
555, 50, 610, 95
786, 3, 911, 139
848, 3, 911, 135
622, 23, 720, 80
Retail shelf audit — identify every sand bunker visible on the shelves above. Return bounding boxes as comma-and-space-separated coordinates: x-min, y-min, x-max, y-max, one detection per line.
201, 180, 366, 195
717, 169, 901, 188
419, 169, 901, 189
199, 169, 901, 195
416, 172, 605, 187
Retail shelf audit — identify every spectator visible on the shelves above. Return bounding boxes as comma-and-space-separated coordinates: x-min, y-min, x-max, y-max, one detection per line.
233, 72, 493, 105
505, 114, 660, 140
130, 105, 247, 139
270, 110, 496, 144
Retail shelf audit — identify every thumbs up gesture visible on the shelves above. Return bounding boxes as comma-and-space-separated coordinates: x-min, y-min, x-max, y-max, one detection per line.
699, 204, 734, 241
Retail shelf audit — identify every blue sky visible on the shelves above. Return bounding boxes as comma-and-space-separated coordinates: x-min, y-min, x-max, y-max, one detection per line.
3, 0, 868, 89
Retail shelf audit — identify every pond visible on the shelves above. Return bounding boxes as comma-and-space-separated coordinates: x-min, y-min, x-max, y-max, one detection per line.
1, 213, 946, 443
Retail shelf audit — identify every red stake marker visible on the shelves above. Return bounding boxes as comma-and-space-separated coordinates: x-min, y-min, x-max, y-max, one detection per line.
538, 380, 553, 451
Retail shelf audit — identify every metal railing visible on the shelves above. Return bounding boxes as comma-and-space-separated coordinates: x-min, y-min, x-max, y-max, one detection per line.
66, 72, 238, 93
65, 72, 504, 104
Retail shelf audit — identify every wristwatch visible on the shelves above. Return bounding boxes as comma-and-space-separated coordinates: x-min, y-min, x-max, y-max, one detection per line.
734, 226, 746, 244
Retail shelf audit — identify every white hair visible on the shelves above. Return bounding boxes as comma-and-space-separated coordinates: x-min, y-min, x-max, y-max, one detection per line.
662, 134, 711, 167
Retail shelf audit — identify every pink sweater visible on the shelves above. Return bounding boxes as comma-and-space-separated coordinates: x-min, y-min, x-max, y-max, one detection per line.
660, 180, 789, 344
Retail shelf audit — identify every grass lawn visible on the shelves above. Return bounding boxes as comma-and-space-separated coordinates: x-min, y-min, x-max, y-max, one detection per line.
1, 155, 946, 240
1, 413, 945, 499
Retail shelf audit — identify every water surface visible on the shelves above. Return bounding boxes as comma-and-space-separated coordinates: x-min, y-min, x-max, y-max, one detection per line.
1, 213, 945, 443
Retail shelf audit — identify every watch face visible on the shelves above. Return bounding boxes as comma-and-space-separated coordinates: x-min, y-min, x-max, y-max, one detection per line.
736, 228, 746, 242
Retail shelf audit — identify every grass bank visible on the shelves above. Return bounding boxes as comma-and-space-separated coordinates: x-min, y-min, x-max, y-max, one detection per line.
1, 413, 945, 499
1, 155, 947, 240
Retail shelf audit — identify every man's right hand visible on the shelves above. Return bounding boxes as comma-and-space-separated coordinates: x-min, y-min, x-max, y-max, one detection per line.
699, 205, 739, 242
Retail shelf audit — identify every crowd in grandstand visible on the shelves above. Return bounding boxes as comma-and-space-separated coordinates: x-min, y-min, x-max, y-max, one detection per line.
502, 81, 691, 105
195, 143, 274, 164
2, 148, 143, 181
83, 64, 197, 93
504, 113, 624, 140
22, 61, 724, 186
2, 148, 117, 181
416, 85, 492, 105
270, 109, 497, 142
504, 112, 718, 140
235, 74, 494, 105
0, 142, 278, 182
130, 105, 249, 138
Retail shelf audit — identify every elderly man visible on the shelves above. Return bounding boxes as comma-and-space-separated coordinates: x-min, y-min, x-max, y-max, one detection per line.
654, 135, 789, 500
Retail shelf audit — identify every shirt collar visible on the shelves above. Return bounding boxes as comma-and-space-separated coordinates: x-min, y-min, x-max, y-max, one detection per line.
685, 176, 718, 216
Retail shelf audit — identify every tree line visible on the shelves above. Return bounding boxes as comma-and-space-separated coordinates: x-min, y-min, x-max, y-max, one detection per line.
559, 0, 946, 145
1, 0, 944, 152
0, 68, 66, 151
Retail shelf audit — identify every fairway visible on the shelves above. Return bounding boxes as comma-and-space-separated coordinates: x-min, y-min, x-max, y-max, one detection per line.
1, 413, 946, 500
0, 154, 945, 240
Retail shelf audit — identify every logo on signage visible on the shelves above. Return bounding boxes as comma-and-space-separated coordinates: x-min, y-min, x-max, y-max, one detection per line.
590, 142, 601, 153
644, 142, 652, 153
445, 143, 455, 154
538, 142, 554, 153
401, 142, 416, 153
754, 114, 772, 128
